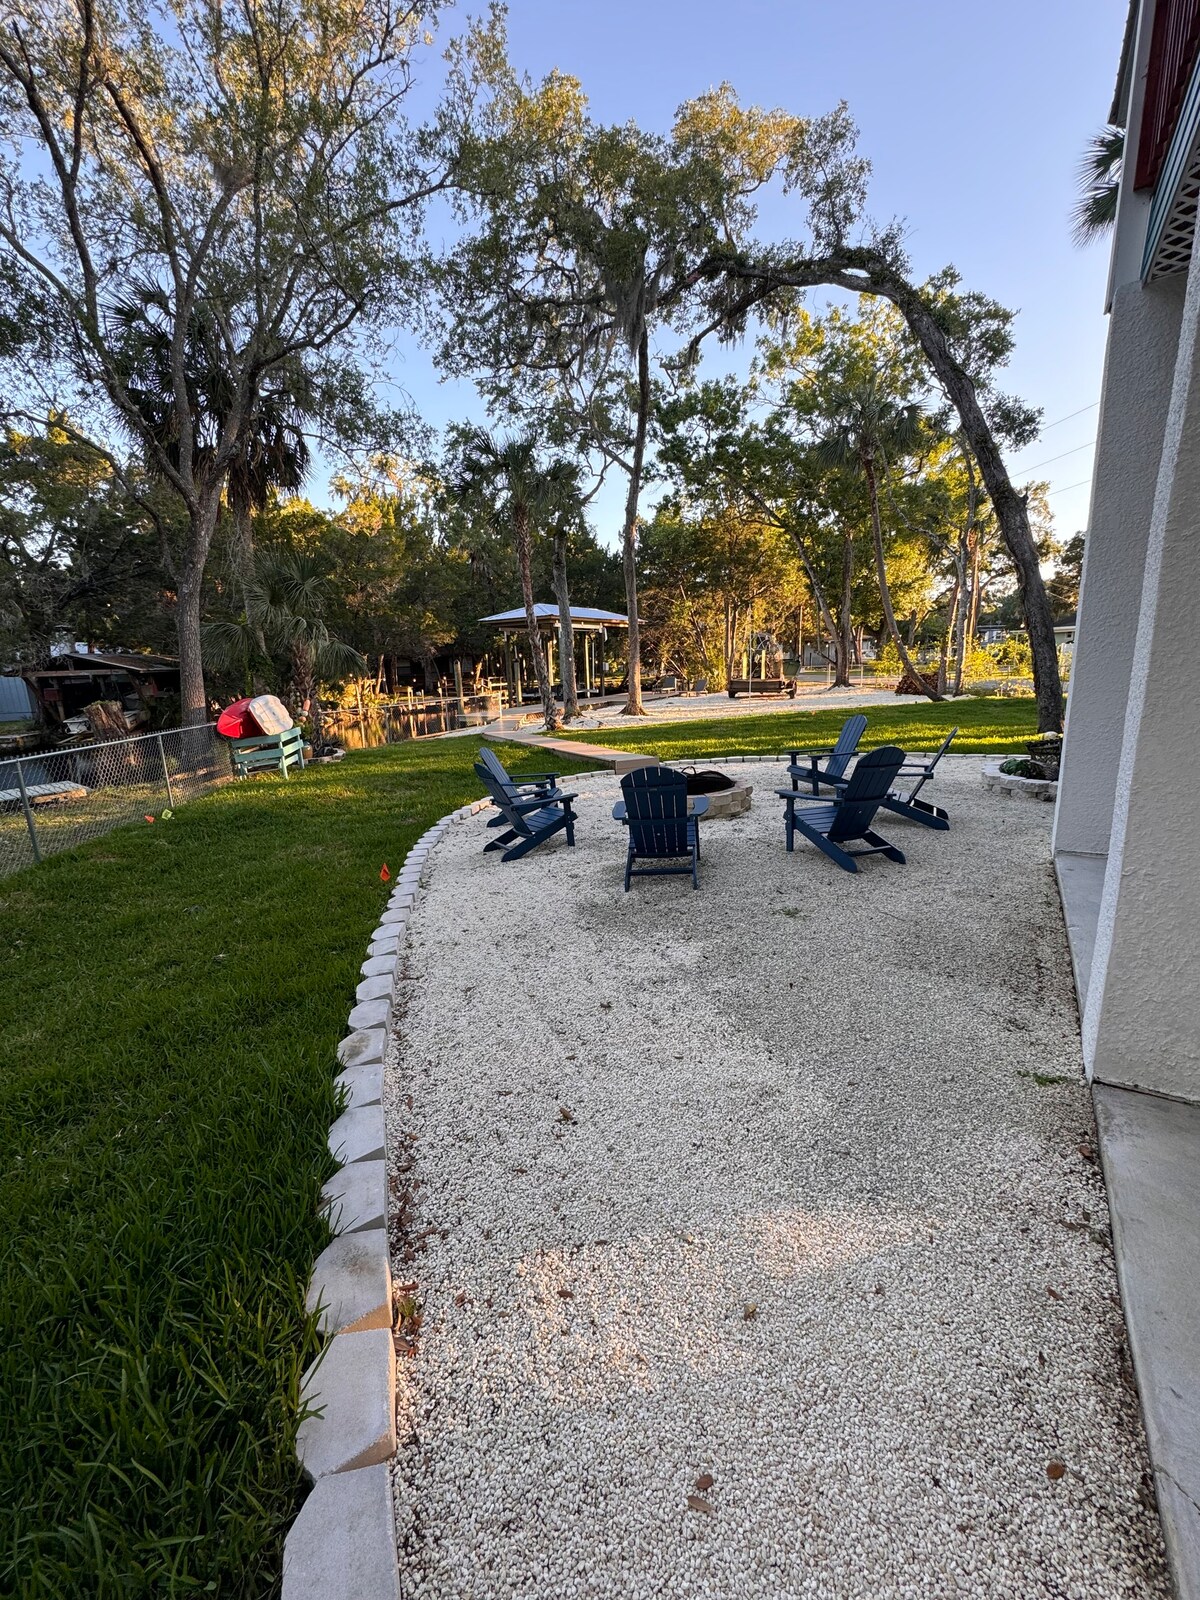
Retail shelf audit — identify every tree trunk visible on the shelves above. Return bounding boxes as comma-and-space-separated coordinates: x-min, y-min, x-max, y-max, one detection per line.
836, 531, 854, 687
938, 576, 958, 696
864, 457, 942, 701
896, 290, 1060, 727
293, 647, 323, 748
706, 252, 1065, 728
551, 532, 580, 721
175, 572, 207, 727
514, 506, 557, 729
952, 543, 971, 696
620, 327, 651, 716
967, 534, 982, 644
174, 486, 226, 727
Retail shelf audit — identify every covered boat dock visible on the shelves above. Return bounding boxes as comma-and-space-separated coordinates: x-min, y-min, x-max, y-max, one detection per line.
478, 605, 629, 704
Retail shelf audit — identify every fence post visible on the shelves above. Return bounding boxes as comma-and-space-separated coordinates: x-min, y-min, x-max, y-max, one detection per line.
14, 757, 41, 865
156, 732, 176, 806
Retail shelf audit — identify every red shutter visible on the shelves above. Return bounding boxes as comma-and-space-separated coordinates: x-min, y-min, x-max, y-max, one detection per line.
1136, 0, 1200, 189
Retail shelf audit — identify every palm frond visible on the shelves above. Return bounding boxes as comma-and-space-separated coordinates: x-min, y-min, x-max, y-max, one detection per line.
1073, 126, 1124, 246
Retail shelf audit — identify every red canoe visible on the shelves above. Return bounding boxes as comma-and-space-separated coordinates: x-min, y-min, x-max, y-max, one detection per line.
216, 698, 257, 738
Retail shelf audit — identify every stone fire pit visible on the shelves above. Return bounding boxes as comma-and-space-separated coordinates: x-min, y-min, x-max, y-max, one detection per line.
679, 767, 752, 819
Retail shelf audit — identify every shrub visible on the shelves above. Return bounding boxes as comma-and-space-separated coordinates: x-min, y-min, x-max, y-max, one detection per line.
990, 635, 1033, 674
1000, 756, 1051, 778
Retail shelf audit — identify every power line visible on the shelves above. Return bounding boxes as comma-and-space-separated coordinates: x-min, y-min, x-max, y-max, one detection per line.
1036, 401, 1099, 434
1046, 477, 1093, 497
1013, 439, 1096, 475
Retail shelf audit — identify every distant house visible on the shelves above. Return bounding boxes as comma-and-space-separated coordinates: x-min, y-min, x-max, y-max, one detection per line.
1053, 615, 1077, 655
21, 649, 180, 732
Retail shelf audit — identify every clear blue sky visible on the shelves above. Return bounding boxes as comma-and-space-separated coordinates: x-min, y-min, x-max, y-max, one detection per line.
388, 0, 1127, 549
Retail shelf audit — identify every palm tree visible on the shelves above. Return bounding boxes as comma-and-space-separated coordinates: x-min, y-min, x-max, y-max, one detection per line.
225, 373, 312, 572
1073, 127, 1124, 246
206, 549, 363, 746
456, 430, 579, 732
814, 377, 943, 701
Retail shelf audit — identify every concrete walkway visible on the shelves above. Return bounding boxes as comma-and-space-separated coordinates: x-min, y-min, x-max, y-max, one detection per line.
482, 726, 655, 774
383, 759, 1168, 1599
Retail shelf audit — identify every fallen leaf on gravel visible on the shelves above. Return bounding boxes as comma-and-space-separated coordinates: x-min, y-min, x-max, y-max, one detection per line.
454, 1292, 468, 1307
695, 1473, 715, 1491
558, 1106, 576, 1123
1047, 1287, 1064, 1302
873, 1283, 885, 1296
1046, 1460, 1066, 1480
1077, 1143, 1097, 1164
558, 1288, 574, 1300
600, 1001, 612, 1010
743, 1304, 758, 1320
686, 1494, 714, 1515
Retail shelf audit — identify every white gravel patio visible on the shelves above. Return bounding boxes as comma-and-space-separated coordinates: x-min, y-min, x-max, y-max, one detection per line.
383, 756, 1168, 1599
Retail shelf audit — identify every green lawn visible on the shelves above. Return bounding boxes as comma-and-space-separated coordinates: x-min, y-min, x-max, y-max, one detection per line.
568, 696, 1038, 762
0, 737, 598, 1599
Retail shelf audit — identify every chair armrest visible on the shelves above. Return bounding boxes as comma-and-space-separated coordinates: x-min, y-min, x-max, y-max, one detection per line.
507, 795, 553, 815
788, 746, 836, 760
509, 770, 559, 782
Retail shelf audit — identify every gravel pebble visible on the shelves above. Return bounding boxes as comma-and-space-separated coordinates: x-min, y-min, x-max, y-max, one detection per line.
383, 758, 1169, 1599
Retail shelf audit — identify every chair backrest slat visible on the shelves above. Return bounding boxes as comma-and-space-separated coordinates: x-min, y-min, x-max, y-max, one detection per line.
828, 746, 905, 842
827, 713, 868, 780
478, 745, 521, 800
621, 766, 689, 856
929, 726, 958, 767
474, 761, 533, 837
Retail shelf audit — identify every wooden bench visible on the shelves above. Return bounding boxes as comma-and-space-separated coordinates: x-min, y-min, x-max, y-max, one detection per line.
229, 726, 306, 778
727, 678, 796, 698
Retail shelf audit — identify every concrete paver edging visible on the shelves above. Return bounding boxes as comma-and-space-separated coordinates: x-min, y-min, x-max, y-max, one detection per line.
285, 787, 511, 1598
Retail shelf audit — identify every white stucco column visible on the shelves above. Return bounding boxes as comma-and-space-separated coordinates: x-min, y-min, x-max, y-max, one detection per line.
1083, 224, 1200, 1101
1052, 274, 1186, 858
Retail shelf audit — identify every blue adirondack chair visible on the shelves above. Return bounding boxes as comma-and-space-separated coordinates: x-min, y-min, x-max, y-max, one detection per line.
787, 714, 868, 795
883, 727, 958, 828
476, 746, 562, 830
474, 759, 577, 862
775, 745, 907, 873
818, 726, 958, 831
618, 766, 707, 890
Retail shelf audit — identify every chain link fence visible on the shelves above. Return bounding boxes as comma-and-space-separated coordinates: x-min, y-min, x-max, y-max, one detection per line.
0, 723, 231, 880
